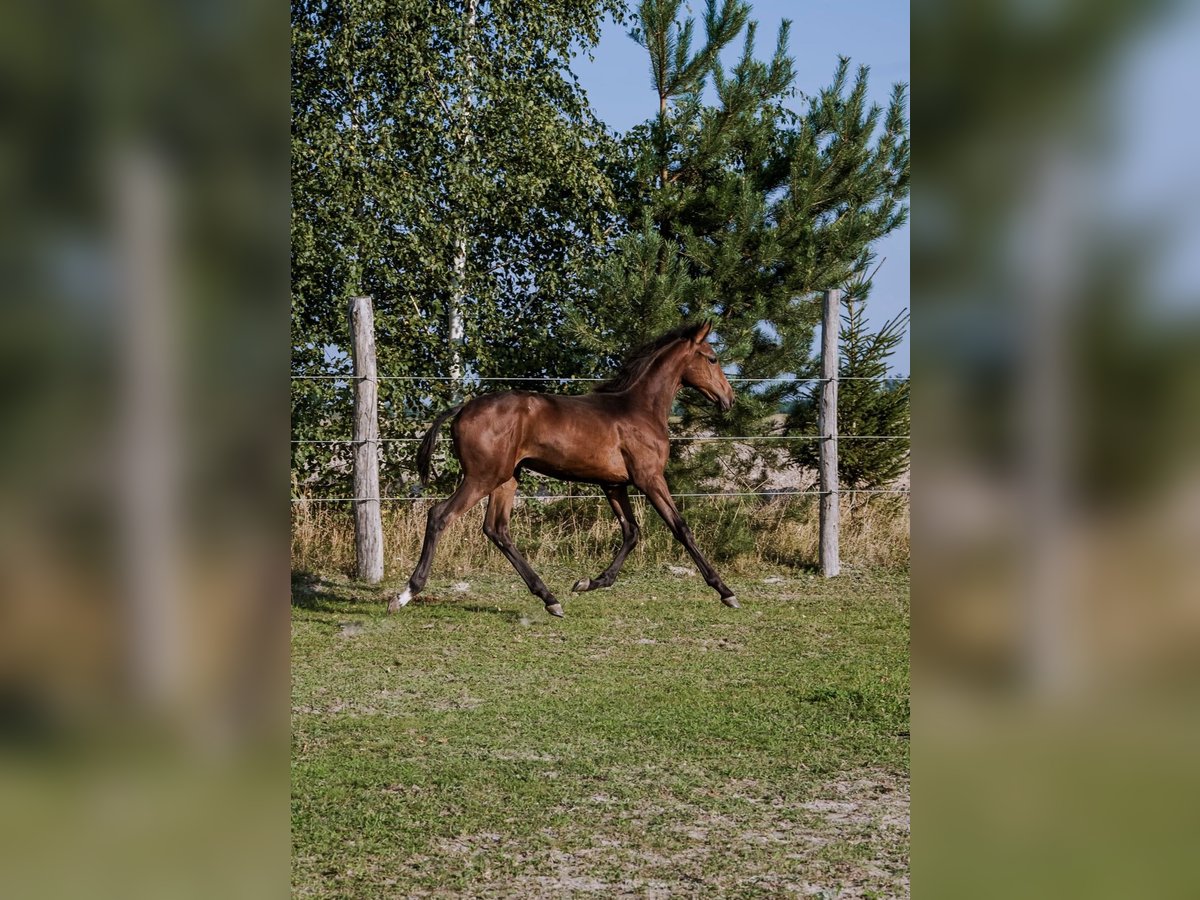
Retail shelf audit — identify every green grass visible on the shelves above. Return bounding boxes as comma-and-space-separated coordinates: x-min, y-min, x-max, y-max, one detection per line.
292, 565, 909, 897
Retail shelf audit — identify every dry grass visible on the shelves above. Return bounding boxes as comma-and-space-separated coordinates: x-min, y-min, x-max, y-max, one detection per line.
291, 492, 909, 579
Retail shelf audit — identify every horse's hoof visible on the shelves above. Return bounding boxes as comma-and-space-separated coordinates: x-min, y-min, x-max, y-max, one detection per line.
546, 603, 564, 618
571, 578, 590, 593
721, 595, 740, 609
387, 587, 413, 613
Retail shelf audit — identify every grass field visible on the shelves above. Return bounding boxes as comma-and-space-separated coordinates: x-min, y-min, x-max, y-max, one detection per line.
292, 565, 909, 898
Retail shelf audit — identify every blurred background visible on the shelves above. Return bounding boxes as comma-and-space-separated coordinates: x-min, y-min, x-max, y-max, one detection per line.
0, 1, 287, 897
916, 0, 1200, 895
3, 0, 1199, 896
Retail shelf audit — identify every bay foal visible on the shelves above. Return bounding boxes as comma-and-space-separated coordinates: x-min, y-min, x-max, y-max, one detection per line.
388, 321, 738, 617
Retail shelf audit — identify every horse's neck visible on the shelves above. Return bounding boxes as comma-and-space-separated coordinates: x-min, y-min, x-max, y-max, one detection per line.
627, 344, 685, 425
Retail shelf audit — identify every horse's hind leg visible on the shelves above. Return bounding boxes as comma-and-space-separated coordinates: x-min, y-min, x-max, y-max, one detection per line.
388, 477, 491, 612
572, 485, 639, 593
482, 479, 564, 617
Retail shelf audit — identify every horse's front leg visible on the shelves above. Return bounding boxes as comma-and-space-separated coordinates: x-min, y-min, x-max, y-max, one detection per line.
572, 485, 640, 593
637, 475, 739, 608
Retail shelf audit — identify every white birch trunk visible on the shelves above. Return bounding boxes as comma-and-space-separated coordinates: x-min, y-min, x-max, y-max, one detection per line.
448, 0, 478, 388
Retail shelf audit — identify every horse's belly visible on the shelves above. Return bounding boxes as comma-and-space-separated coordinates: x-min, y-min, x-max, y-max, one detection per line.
521, 450, 627, 485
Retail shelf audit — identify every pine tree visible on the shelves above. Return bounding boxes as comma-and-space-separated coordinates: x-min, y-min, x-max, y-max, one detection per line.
787, 290, 909, 490
582, 0, 910, 492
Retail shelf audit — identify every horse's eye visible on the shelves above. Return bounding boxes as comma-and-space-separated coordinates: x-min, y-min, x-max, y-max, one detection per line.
708, 356, 718, 365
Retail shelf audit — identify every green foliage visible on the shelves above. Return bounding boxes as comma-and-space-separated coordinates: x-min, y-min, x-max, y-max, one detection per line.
292, 0, 623, 493
582, 0, 910, 490
290, 0, 911, 501
788, 289, 910, 490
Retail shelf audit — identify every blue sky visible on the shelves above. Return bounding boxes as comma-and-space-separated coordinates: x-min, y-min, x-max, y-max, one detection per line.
572, 0, 910, 374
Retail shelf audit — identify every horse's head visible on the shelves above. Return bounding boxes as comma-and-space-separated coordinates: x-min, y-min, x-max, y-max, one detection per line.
680, 321, 735, 412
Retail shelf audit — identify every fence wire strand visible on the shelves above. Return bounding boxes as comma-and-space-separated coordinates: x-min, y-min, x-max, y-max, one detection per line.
292, 490, 910, 503
290, 374, 908, 383
292, 371, 909, 505
291, 434, 907, 444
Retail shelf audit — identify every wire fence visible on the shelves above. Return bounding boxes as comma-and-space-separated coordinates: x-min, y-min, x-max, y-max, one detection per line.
292, 490, 910, 503
290, 371, 910, 504
290, 374, 909, 383
290, 435, 907, 444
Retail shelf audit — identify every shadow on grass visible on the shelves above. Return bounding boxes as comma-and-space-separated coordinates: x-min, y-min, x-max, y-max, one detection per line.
455, 603, 533, 622
291, 570, 385, 613
756, 554, 820, 575
291, 571, 562, 621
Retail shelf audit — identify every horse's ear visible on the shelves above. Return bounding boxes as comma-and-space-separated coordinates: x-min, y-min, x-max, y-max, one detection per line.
692, 320, 712, 343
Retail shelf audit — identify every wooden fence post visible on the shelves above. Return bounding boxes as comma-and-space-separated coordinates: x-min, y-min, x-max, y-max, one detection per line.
349, 295, 384, 583
819, 288, 841, 577
117, 148, 184, 713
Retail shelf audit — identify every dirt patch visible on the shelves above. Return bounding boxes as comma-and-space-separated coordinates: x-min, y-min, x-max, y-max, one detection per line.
411, 592, 458, 606
292, 686, 486, 717
667, 635, 745, 653
490, 749, 558, 763
337, 621, 366, 638
436, 769, 910, 898
429, 695, 484, 711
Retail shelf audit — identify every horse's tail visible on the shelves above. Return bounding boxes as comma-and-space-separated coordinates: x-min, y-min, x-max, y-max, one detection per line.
416, 403, 465, 486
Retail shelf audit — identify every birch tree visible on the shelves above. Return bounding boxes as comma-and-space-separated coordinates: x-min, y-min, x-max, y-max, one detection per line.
291, 0, 621, 493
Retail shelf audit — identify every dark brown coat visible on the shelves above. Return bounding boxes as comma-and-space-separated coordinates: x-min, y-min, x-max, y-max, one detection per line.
389, 321, 738, 617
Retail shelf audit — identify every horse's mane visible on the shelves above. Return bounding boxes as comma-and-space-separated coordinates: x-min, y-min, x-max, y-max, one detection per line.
592, 323, 698, 394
